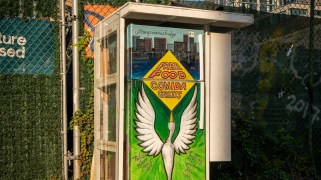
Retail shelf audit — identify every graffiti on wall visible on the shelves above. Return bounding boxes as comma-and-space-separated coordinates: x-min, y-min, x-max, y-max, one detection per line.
232, 29, 321, 125
286, 94, 320, 123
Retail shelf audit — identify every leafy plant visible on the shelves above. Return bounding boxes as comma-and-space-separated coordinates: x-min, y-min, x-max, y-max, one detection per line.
70, 30, 95, 178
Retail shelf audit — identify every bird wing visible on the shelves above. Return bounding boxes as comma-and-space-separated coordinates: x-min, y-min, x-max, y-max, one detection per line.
135, 84, 164, 156
173, 86, 198, 154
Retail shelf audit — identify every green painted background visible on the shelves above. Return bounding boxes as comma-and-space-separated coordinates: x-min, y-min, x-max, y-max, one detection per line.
126, 80, 205, 180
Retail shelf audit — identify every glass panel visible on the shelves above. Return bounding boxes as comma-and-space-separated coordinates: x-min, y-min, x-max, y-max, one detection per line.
101, 84, 117, 142
101, 88, 108, 140
100, 96, 104, 140
108, 31, 117, 75
100, 32, 117, 141
107, 84, 117, 142
101, 151, 116, 180
100, 31, 117, 76
100, 38, 109, 76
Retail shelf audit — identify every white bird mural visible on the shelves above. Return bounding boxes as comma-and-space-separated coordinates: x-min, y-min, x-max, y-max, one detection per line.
135, 84, 198, 180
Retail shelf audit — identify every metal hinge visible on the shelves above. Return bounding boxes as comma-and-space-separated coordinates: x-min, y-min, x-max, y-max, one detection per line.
66, 151, 79, 166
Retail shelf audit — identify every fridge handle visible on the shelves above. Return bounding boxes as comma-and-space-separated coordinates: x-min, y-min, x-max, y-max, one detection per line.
198, 34, 204, 130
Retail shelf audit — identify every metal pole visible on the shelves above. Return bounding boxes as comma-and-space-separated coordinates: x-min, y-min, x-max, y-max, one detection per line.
60, 0, 68, 179
72, 0, 81, 179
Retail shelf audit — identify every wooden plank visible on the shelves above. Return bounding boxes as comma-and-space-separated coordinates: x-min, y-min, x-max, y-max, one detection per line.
93, 25, 102, 179
95, 74, 118, 88
118, 17, 125, 180
97, 140, 118, 152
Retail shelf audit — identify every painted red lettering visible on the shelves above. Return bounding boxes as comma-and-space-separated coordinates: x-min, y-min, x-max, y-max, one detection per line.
178, 71, 186, 79
148, 70, 161, 78
161, 71, 169, 79
156, 62, 167, 70
156, 62, 183, 71
169, 72, 177, 79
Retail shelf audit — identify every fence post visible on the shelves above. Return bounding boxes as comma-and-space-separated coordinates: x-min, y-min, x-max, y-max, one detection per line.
72, 0, 81, 179
60, 0, 68, 179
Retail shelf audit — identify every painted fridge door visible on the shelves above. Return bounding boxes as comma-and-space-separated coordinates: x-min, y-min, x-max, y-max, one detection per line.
126, 24, 205, 180
127, 80, 205, 180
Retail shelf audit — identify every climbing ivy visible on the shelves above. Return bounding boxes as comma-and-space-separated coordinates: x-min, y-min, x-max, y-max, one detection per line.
70, 30, 95, 178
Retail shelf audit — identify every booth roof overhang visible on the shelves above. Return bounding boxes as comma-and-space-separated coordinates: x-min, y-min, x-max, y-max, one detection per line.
95, 2, 254, 32
115, 2, 250, 28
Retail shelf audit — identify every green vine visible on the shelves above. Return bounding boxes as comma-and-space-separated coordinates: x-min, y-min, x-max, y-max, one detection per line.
70, 30, 95, 178
255, 29, 281, 126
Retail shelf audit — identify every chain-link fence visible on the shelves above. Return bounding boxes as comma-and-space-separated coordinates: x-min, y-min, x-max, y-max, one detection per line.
0, 1, 62, 179
1, 0, 320, 179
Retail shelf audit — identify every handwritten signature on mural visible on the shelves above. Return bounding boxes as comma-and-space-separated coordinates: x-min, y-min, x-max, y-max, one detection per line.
183, 152, 203, 177
133, 153, 153, 172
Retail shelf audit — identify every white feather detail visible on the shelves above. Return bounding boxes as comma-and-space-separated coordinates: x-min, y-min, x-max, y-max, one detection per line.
137, 134, 153, 141
182, 134, 195, 140
140, 138, 156, 147
136, 128, 152, 135
135, 84, 163, 156
179, 137, 192, 145
173, 87, 198, 154
135, 113, 152, 125
135, 121, 152, 130
136, 103, 153, 120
